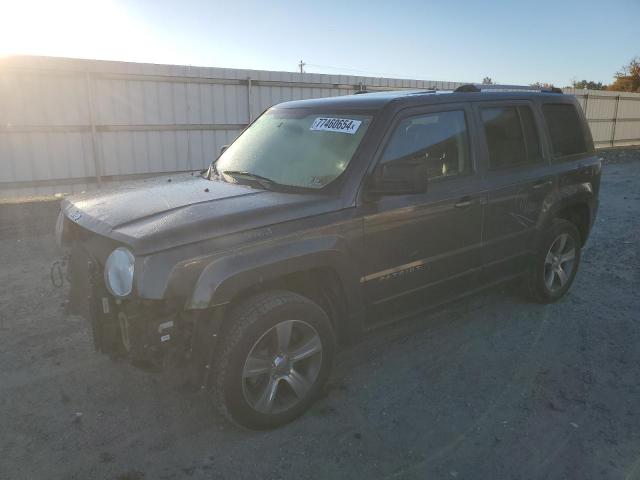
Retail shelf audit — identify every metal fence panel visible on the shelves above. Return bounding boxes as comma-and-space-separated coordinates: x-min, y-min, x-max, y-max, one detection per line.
1, 55, 639, 199
617, 98, 640, 119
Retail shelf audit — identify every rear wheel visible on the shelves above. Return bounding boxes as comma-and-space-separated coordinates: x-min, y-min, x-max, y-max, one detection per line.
527, 218, 582, 303
213, 290, 335, 430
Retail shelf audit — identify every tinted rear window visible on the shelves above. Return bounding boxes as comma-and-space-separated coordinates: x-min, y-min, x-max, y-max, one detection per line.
481, 106, 541, 169
542, 104, 588, 157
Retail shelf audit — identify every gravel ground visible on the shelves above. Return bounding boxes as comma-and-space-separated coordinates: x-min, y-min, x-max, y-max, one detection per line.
1, 150, 639, 480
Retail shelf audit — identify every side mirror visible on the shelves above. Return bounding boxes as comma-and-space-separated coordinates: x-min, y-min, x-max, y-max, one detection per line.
219, 145, 230, 156
367, 157, 428, 196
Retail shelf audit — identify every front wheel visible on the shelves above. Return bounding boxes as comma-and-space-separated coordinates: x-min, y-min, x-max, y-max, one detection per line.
212, 290, 335, 430
527, 218, 582, 303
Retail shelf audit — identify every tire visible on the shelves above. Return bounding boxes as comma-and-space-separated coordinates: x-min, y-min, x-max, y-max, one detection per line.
526, 218, 582, 303
212, 290, 335, 430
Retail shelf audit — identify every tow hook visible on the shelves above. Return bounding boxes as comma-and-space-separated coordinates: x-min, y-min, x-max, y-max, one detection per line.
50, 255, 69, 288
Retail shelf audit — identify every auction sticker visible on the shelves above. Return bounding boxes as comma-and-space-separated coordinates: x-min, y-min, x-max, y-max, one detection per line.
310, 117, 362, 134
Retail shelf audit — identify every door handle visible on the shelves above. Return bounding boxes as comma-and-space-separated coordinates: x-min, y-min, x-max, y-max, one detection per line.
454, 197, 473, 208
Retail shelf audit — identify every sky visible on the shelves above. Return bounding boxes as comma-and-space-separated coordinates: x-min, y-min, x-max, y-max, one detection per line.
0, 0, 638, 87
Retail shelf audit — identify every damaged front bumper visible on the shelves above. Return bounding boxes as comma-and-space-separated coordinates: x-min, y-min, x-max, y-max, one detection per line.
65, 244, 205, 372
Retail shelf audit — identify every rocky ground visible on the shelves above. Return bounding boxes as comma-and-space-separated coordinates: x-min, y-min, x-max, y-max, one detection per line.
1, 149, 639, 480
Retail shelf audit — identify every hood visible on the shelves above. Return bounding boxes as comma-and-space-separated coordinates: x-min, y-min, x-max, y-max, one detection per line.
62, 173, 342, 254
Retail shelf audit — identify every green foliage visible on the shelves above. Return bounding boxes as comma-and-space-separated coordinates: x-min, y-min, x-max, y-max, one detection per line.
572, 80, 606, 90
482, 77, 494, 85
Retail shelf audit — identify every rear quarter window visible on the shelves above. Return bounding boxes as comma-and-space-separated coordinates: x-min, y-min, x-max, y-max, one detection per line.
542, 104, 588, 158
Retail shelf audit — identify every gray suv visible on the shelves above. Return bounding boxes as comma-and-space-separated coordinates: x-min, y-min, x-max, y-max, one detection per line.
57, 85, 601, 429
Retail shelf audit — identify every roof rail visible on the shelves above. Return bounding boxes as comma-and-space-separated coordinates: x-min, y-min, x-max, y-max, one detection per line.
454, 83, 563, 94
353, 88, 437, 95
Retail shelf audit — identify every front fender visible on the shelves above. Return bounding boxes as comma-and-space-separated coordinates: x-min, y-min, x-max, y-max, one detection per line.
187, 235, 364, 315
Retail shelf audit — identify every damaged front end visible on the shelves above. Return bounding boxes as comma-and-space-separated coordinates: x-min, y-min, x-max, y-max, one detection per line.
67, 244, 190, 368
57, 216, 221, 384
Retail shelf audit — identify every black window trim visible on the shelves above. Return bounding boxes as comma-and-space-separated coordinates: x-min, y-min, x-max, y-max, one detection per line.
515, 107, 532, 162
517, 105, 545, 165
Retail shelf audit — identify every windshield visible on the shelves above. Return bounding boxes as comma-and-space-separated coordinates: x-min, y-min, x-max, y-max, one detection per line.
213, 109, 373, 189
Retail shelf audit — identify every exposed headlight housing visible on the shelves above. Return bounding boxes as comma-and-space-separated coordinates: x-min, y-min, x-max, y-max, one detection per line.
55, 211, 65, 248
104, 247, 135, 298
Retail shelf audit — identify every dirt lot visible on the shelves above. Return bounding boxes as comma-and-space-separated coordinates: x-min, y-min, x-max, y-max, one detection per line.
1, 150, 639, 480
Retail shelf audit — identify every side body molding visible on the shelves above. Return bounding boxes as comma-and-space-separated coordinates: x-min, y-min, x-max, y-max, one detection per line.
187, 235, 364, 316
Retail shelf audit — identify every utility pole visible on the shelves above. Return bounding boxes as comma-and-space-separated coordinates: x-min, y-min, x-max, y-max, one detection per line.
298, 60, 306, 74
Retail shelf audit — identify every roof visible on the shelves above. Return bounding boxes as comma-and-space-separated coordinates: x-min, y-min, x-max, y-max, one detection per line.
276, 88, 572, 111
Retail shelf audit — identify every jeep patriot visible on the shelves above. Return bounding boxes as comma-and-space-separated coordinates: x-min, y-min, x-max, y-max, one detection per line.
57, 85, 601, 429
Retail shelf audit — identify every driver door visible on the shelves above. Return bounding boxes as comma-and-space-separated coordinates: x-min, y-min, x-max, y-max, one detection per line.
360, 104, 485, 326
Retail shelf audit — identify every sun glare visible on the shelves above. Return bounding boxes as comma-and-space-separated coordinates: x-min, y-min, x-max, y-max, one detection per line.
0, 0, 159, 62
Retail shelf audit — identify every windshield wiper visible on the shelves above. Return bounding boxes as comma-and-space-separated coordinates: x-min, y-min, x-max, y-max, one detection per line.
219, 170, 281, 190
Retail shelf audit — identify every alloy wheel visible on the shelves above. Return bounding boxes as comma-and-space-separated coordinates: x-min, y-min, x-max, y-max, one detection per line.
544, 233, 576, 292
241, 320, 323, 414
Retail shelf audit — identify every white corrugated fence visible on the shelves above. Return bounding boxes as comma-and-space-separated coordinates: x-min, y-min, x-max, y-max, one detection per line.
1, 55, 639, 199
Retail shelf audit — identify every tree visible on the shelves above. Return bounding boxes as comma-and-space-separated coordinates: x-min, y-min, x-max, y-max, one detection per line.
572, 79, 606, 90
482, 77, 494, 85
608, 57, 640, 92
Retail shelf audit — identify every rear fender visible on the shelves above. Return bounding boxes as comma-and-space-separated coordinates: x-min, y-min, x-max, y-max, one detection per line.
537, 182, 595, 239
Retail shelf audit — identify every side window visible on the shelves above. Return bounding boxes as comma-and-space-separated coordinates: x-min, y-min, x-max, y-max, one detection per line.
381, 110, 471, 180
542, 104, 588, 157
481, 106, 542, 169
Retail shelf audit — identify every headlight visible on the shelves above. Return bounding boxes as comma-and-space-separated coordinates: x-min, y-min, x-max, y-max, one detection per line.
104, 247, 135, 298
55, 211, 65, 248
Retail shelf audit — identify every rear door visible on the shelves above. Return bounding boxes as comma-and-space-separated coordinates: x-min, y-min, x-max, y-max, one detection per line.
360, 103, 485, 325
473, 101, 552, 281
